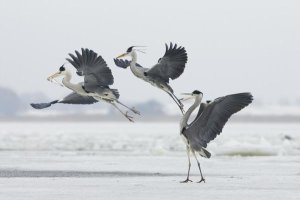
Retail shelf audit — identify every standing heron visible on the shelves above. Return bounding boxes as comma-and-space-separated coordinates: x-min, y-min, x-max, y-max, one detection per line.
31, 48, 140, 122
179, 90, 253, 183
114, 42, 187, 114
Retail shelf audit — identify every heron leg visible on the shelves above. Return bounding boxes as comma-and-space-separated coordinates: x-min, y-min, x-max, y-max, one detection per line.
181, 146, 192, 183
111, 103, 134, 122
116, 100, 140, 115
172, 93, 184, 108
167, 92, 185, 114
192, 151, 205, 183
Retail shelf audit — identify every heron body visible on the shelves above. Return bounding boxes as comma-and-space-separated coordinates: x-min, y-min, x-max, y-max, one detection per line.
31, 48, 139, 122
179, 95, 203, 148
60, 70, 118, 102
128, 50, 174, 94
180, 91, 253, 183
115, 43, 188, 114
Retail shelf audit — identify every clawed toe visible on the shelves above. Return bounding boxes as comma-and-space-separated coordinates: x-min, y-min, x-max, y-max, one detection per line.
125, 111, 134, 122
180, 179, 193, 183
197, 178, 205, 183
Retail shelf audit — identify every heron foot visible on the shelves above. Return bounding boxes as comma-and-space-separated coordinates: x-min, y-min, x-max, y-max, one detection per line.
197, 178, 205, 183
180, 179, 193, 183
125, 111, 134, 122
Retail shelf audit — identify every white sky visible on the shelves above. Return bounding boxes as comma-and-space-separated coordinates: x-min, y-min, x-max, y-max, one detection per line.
0, 0, 299, 104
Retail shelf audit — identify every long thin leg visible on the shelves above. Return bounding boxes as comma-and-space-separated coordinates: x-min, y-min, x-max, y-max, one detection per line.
192, 151, 205, 183
116, 100, 140, 115
172, 93, 184, 108
111, 103, 134, 122
167, 92, 185, 114
181, 146, 192, 183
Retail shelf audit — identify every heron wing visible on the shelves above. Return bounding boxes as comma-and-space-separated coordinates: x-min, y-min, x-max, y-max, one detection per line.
191, 103, 208, 124
30, 93, 97, 109
113, 58, 143, 69
146, 42, 187, 83
59, 92, 98, 104
66, 48, 114, 90
184, 93, 253, 150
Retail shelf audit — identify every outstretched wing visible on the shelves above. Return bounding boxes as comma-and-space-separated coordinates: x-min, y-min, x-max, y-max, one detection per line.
59, 92, 98, 104
146, 43, 188, 83
30, 93, 97, 109
184, 93, 253, 150
66, 48, 114, 91
113, 58, 143, 69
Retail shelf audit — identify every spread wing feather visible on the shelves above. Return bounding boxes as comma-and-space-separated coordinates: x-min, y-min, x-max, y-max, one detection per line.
146, 42, 188, 83
67, 48, 114, 91
183, 93, 253, 150
114, 58, 143, 69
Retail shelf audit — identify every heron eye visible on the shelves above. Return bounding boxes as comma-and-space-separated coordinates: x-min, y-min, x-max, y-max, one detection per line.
59, 66, 65, 71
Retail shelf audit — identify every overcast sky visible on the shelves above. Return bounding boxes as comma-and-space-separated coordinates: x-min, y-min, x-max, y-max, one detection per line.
0, 0, 299, 104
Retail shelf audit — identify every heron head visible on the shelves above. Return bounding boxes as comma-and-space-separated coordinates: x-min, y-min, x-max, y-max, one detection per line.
116, 46, 134, 59
192, 90, 203, 96
47, 64, 67, 82
181, 90, 203, 101
116, 46, 146, 59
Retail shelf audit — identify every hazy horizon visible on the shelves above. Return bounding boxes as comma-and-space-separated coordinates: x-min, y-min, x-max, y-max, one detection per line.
0, 0, 299, 104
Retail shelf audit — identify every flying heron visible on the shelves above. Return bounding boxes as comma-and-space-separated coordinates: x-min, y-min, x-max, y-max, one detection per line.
179, 90, 253, 183
114, 42, 187, 114
31, 48, 140, 122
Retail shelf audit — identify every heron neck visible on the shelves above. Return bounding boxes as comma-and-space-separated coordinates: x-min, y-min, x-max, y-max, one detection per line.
129, 51, 142, 77
181, 96, 202, 127
130, 51, 137, 63
62, 71, 76, 91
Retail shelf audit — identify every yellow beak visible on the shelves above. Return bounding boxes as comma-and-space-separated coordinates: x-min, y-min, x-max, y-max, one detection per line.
116, 53, 128, 59
47, 71, 61, 81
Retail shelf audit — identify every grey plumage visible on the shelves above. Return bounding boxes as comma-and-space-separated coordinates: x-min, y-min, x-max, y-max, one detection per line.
115, 43, 187, 83
30, 93, 97, 109
30, 100, 59, 109
114, 58, 143, 69
183, 93, 253, 151
31, 48, 140, 122
195, 102, 208, 120
59, 92, 98, 104
115, 42, 188, 114
180, 92, 253, 183
67, 48, 114, 91
146, 42, 188, 83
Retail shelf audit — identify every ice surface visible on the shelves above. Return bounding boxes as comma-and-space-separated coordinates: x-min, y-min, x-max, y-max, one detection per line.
0, 122, 299, 199
0, 154, 299, 200
0, 122, 299, 156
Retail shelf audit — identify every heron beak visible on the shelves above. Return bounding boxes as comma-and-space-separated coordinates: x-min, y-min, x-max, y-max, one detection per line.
181, 93, 192, 96
180, 93, 193, 101
47, 71, 61, 81
116, 53, 128, 59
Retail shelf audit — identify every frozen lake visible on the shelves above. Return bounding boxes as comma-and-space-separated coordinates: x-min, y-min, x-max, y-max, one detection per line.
0, 122, 299, 199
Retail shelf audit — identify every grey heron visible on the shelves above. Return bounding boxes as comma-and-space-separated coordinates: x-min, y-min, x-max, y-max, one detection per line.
114, 42, 187, 114
179, 90, 253, 183
31, 48, 140, 122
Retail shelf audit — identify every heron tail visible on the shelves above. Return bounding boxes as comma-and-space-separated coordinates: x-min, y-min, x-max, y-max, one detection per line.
30, 100, 59, 109
199, 148, 211, 159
